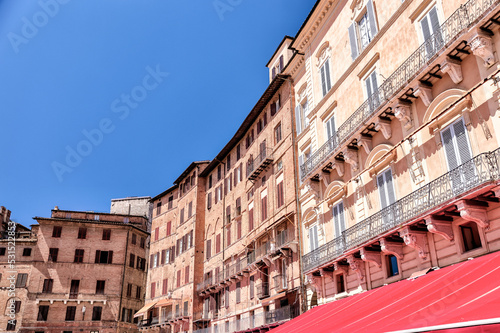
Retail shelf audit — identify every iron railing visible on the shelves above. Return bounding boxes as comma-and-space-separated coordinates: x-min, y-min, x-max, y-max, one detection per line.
247, 148, 274, 178
303, 149, 500, 272
300, 0, 499, 180
265, 305, 300, 324
275, 229, 295, 248
256, 282, 270, 299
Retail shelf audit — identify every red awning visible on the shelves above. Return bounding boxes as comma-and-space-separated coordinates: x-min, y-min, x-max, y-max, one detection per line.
271, 251, 500, 333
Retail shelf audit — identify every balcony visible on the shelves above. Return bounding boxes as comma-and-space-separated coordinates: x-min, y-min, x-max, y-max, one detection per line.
303, 149, 500, 272
256, 282, 270, 299
300, 0, 499, 180
265, 305, 300, 325
273, 274, 288, 293
275, 229, 295, 249
138, 317, 159, 328
247, 148, 273, 181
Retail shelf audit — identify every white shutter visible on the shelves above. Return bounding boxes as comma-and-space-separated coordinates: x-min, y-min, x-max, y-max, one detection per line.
429, 7, 440, 33
332, 205, 340, 237
378, 173, 388, 209
295, 104, 303, 134
339, 202, 345, 232
441, 127, 459, 170
309, 225, 318, 251
421, 15, 431, 41
385, 169, 396, 205
348, 23, 359, 60
453, 119, 472, 164
320, 65, 327, 96
325, 59, 332, 91
366, 0, 378, 37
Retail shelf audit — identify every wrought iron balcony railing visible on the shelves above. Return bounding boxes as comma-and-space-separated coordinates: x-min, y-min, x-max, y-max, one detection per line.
256, 282, 270, 299
265, 305, 300, 325
247, 148, 274, 180
273, 274, 288, 292
300, 0, 499, 180
303, 149, 500, 272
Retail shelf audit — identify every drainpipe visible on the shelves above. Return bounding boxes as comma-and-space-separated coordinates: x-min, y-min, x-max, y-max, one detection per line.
118, 229, 130, 331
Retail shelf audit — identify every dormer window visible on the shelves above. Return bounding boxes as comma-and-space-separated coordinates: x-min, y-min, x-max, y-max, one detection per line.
271, 55, 284, 79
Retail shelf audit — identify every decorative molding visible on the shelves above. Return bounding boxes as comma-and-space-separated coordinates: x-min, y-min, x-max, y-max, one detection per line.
441, 58, 463, 84
357, 135, 373, 154
414, 84, 433, 107
306, 273, 322, 291
360, 248, 382, 267
320, 268, 335, 281
343, 149, 359, 171
316, 43, 332, 67
347, 255, 365, 283
334, 262, 349, 275
399, 227, 428, 259
425, 216, 454, 241
375, 119, 392, 139
469, 31, 495, 67
456, 200, 490, 229
380, 238, 404, 259
332, 161, 345, 177
394, 101, 413, 129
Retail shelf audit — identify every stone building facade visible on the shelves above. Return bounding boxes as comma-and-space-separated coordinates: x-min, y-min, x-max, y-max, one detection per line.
110, 196, 153, 232
0, 207, 149, 333
289, 0, 500, 309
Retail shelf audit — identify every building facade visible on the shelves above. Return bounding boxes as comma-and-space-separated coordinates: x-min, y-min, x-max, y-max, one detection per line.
110, 196, 153, 232
195, 38, 301, 333
139, 162, 209, 332
289, 0, 500, 309
0, 207, 149, 333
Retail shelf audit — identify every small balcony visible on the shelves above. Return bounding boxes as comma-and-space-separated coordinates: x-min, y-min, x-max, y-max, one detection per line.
265, 305, 300, 325
256, 282, 270, 299
247, 148, 273, 181
138, 317, 159, 328
273, 274, 288, 293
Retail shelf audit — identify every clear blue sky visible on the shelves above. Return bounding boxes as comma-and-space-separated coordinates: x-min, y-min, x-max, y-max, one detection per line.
0, 0, 316, 227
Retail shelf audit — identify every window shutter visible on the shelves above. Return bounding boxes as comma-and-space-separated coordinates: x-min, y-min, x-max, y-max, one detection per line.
171, 246, 175, 262
333, 205, 340, 237
108, 251, 113, 264
295, 105, 303, 134
370, 71, 378, 94
166, 221, 171, 236
320, 65, 327, 96
206, 239, 211, 259
429, 7, 440, 32
279, 55, 283, 72
271, 102, 277, 116
385, 169, 396, 205
272, 67, 276, 79
95, 250, 101, 263
441, 127, 459, 170
421, 15, 431, 41
378, 173, 388, 209
453, 119, 472, 164
207, 193, 212, 209
339, 202, 346, 232
234, 170, 237, 184
348, 22, 359, 60
249, 208, 254, 231
325, 59, 332, 91
366, 0, 378, 37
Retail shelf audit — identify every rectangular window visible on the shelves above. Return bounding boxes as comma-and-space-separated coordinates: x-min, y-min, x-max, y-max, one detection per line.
309, 225, 319, 251
365, 70, 380, 110
156, 202, 162, 215
237, 220, 242, 240
227, 155, 231, 170
161, 249, 166, 265
48, 248, 59, 262
177, 270, 181, 288
249, 207, 254, 231
461, 222, 482, 252
208, 175, 213, 189
131, 233, 137, 244
236, 144, 241, 160
95, 250, 113, 264
166, 221, 172, 236
185, 265, 190, 284
22, 248, 31, 256
236, 197, 241, 216
184, 301, 189, 316
441, 118, 472, 173
295, 100, 309, 135
37, 305, 49, 321
348, 0, 378, 60
325, 115, 336, 142
140, 237, 145, 248
236, 282, 241, 303
216, 234, 221, 253
129, 253, 135, 268
188, 201, 193, 218
206, 239, 212, 260
162, 278, 168, 295
227, 225, 231, 246
336, 274, 346, 293
15, 273, 27, 288
102, 229, 111, 241
92, 306, 102, 321
154, 227, 159, 241
218, 165, 222, 180
250, 275, 255, 299
332, 201, 346, 237
96, 280, 105, 294
127, 283, 133, 297
151, 282, 156, 298
69, 280, 80, 299
225, 286, 229, 307
207, 192, 212, 209
274, 122, 282, 143
261, 196, 268, 221
277, 181, 284, 208
378, 168, 396, 211
136, 286, 141, 299
6, 320, 16, 331
387, 255, 399, 277
52, 226, 62, 238
42, 279, 53, 293
74, 249, 84, 263
94, 215, 100, 221
0, 248, 5, 255
421, 6, 442, 56
180, 208, 185, 224
65, 306, 76, 320
168, 196, 174, 209
320, 59, 332, 97
78, 227, 87, 239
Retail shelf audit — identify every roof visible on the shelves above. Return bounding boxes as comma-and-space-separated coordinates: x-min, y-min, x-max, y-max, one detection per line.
33, 217, 149, 234
173, 161, 210, 185
266, 35, 294, 67
200, 74, 289, 177
50, 208, 146, 218
270, 251, 500, 333
289, 0, 321, 50
111, 196, 152, 202
150, 184, 178, 202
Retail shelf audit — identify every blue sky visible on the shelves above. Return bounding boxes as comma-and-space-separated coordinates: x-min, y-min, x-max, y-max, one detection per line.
0, 0, 316, 227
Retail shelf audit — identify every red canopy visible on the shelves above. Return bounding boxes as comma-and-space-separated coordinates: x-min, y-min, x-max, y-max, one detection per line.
271, 251, 500, 332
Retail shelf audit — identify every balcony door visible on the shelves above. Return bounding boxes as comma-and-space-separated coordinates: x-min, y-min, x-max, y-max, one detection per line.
365, 70, 380, 111
378, 168, 397, 227
421, 6, 442, 58
325, 115, 336, 149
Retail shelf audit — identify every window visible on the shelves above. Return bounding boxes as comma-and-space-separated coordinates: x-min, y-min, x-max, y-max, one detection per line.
95, 250, 113, 264
42, 279, 53, 293
180, 208, 185, 224
226, 205, 231, 223
387, 255, 399, 277
94, 215, 100, 221
325, 115, 336, 142
236, 281, 241, 303
166, 249, 171, 264
140, 237, 145, 248
249, 206, 254, 231
96, 280, 105, 294
153, 252, 158, 268
275, 123, 282, 144
124, 217, 129, 223
236, 144, 241, 160
460, 222, 482, 252
378, 168, 396, 214
225, 286, 229, 307
320, 58, 332, 97
420, 6, 442, 56
184, 301, 189, 316
161, 249, 166, 265
177, 270, 181, 288
168, 195, 174, 209
295, 99, 309, 135
206, 239, 212, 260
48, 248, 59, 262
69, 280, 80, 299
218, 165, 222, 180
74, 249, 84, 263
154, 227, 159, 241
208, 175, 213, 189
441, 118, 472, 173
185, 265, 190, 284
277, 181, 284, 208
22, 248, 31, 256
156, 202, 162, 215
6, 320, 16, 331
365, 70, 379, 109
332, 201, 346, 237
166, 221, 172, 236
151, 282, 156, 298
92, 306, 102, 321
250, 275, 255, 299
237, 220, 242, 239
65, 306, 76, 321
309, 225, 319, 251
162, 278, 168, 295
136, 286, 142, 299
336, 274, 346, 293
129, 253, 135, 268
102, 229, 111, 240
127, 283, 133, 297
188, 201, 193, 218
216, 234, 221, 253
15, 273, 27, 288
226, 225, 231, 246
37, 305, 49, 321
131, 233, 137, 244
207, 192, 212, 209
78, 227, 87, 239
227, 155, 231, 170
261, 195, 268, 221
348, 0, 378, 60
52, 226, 62, 237
0, 248, 5, 255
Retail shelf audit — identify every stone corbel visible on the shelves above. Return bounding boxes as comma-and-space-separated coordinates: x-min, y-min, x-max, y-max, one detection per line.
380, 238, 404, 259
394, 101, 413, 130
441, 58, 463, 84
347, 255, 365, 283
425, 216, 454, 241
456, 200, 489, 229
360, 248, 382, 267
333, 262, 349, 275
332, 161, 345, 177
357, 135, 373, 154
399, 227, 428, 260
375, 119, 392, 139
320, 268, 335, 281
306, 273, 322, 291
469, 31, 495, 67
414, 84, 433, 107
343, 149, 359, 171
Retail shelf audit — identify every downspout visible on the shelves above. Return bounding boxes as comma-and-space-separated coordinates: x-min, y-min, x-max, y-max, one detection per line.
118, 229, 130, 331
